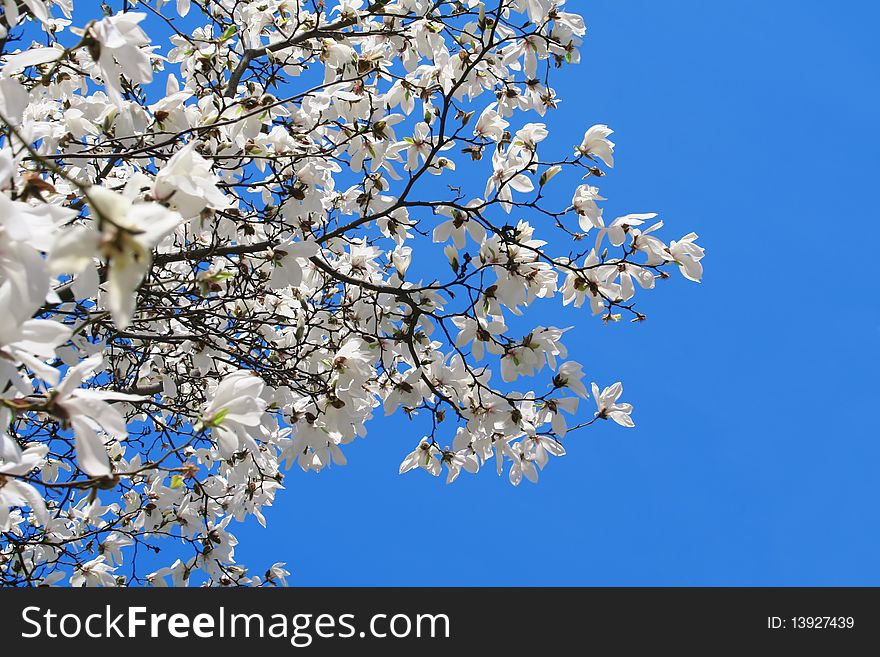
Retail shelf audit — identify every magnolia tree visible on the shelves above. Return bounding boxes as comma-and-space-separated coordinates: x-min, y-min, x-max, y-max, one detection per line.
0, 0, 703, 586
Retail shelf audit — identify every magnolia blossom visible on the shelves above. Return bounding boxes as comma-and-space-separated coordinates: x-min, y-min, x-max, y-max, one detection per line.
50, 186, 182, 329
0, 317, 71, 393
669, 233, 705, 282
474, 105, 509, 141
452, 315, 507, 360
555, 361, 589, 398
572, 184, 606, 231
201, 371, 268, 457
146, 559, 191, 587
264, 563, 291, 586
578, 124, 616, 167
399, 439, 442, 477
561, 250, 621, 314
153, 141, 230, 218
267, 240, 320, 290
49, 355, 144, 477
486, 149, 536, 213
0, 421, 50, 531
591, 382, 635, 427
1, 0, 52, 27
514, 123, 549, 151
0, 212, 52, 319
88, 12, 154, 104
441, 448, 480, 484
596, 213, 656, 248
70, 556, 117, 587
433, 209, 487, 249
525, 433, 567, 468
397, 123, 440, 171
507, 442, 539, 485
540, 397, 579, 437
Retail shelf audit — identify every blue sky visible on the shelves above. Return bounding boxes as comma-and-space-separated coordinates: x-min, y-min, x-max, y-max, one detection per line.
228, 0, 880, 586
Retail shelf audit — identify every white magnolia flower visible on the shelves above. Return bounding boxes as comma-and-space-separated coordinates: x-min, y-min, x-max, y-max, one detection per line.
596, 213, 657, 248
591, 382, 634, 427
1, 0, 51, 26
0, 418, 50, 532
474, 104, 509, 141
50, 355, 144, 477
70, 555, 118, 587
50, 186, 182, 329
440, 448, 479, 484
578, 124, 615, 167
390, 245, 413, 279
0, 317, 71, 393
433, 210, 487, 249
267, 240, 320, 290
485, 149, 535, 213
555, 361, 589, 398
608, 261, 656, 301
321, 38, 356, 69
451, 315, 507, 360
519, 0, 553, 23
524, 433, 566, 468
0, 75, 28, 125
398, 122, 435, 171
631, 220, 669, 263
572, 184, 606, 231
1, 46, 63, 76
100, 532, 134, 566
265, 562, 291, 586
0, 217, 51, 322
669, 233, 705, 282
146, 558, 192, 587
201, 371, 268, 457
540, 396, 580, 437
399, 439, 441, 477
561, 250, 620, 314
513, 122, 549, 151
88, 12, 154, 104
0, 227, 67, 391
153, 141, 230, 218
507, 441, 539, 486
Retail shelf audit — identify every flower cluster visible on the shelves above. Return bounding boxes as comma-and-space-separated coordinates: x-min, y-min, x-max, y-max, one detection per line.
0, 0, 702, 586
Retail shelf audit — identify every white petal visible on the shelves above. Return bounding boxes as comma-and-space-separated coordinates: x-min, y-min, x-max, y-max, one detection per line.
70, 417, 112, 477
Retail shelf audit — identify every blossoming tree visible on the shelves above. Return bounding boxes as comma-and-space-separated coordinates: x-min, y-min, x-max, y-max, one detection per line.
0, 0, 704, 586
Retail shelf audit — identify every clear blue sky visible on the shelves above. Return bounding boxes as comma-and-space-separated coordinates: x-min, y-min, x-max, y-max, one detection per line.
42, 0, 878, 585
229, 0, 880, 586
